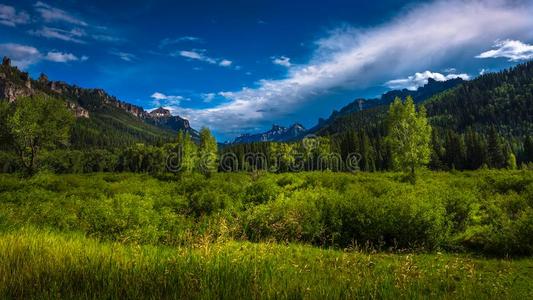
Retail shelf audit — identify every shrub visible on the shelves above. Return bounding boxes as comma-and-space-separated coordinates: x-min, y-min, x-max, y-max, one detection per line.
244, 177, 280, 204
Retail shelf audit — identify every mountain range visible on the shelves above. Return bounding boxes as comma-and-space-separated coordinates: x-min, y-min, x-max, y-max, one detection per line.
232, 123, 306, 144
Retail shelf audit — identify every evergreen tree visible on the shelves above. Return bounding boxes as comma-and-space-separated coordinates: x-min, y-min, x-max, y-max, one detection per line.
464, 129, 487, 170
487, 127, 506, 168
429, 129, 446, 170
444, 130, 466, 170
524, 136, 533, 163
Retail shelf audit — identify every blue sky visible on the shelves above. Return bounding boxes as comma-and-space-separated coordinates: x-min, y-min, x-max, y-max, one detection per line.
1, 0, 533, 141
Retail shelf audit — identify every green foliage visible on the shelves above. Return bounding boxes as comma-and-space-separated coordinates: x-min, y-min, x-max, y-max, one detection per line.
177, 131, 198, 172
386, 96, 432, 178
508, 153, 518, 170
1, 170, 532, 256
6, 94, 75, 174
198, 127, 218, 175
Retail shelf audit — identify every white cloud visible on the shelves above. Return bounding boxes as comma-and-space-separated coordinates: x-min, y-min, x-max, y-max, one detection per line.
29, 26, 86, 44
177, 49, 217, 64
151, 92, 183, 106
272, 56, 291, 67
152, 0, 533, 136
443, 67, 457, 73
219, 59, 232, 67
44, 51, 82, 62
0, 4, 30, 27
159, 36, 202, 48
0, 43, 41, 68
202, 93, 216, 103
476, 39, 533, 61
0, 43, 86, 68
34, 1, 87, 26
110, 50, 136, 62
175, 49, 235, 68
385, 71, 470, 90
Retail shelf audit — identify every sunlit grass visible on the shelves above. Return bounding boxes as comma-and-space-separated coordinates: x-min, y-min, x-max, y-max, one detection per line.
1, 228, 532, 299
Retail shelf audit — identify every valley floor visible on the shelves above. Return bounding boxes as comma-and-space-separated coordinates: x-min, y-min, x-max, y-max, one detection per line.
0, 170, 532, 298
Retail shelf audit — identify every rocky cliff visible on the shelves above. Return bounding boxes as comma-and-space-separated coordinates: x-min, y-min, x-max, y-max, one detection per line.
0, 56, 196, 134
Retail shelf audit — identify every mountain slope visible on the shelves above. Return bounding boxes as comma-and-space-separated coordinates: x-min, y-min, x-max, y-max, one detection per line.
0, 57, 197, 148
423, 63, 533, 137
316, 62, 533, 138
309, 77, 465, 134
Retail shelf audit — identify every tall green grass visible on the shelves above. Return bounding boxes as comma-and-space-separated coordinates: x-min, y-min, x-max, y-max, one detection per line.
1, 228, 531, 299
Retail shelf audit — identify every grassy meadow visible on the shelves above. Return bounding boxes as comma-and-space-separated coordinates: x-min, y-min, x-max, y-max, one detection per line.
0, 170, 532, 298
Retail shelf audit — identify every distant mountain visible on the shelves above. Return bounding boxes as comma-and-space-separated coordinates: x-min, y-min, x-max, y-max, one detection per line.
0, 56, 197, 148
232, 123, 306, 144
146, 107, 199, 139
309, 77, 465, 134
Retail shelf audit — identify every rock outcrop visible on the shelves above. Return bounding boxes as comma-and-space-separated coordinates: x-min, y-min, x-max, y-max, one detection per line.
0, 56, 198, 134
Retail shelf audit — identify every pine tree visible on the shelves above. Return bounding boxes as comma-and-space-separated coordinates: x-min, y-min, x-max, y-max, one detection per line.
464, 129, 487, 170
487, 127, 506, 168
444, 130, 466, 170
524, 136, 533, 163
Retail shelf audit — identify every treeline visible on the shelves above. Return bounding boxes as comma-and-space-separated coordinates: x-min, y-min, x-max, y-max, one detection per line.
222, 127, 532, 172
1, 130, 218, 175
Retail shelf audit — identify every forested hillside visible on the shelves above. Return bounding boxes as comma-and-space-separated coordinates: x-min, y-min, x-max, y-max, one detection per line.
316, 62, 533, 169
307, 78, 464, 134
0, 57, 193, 149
